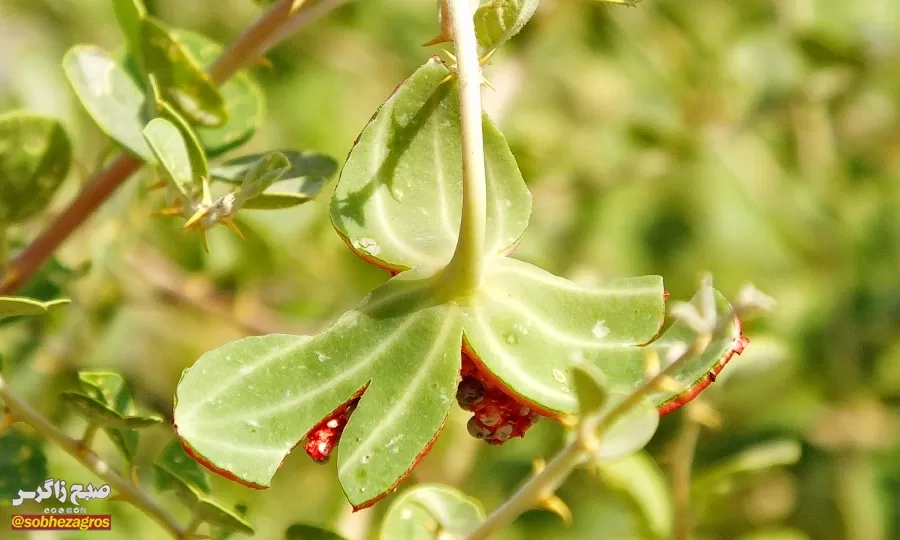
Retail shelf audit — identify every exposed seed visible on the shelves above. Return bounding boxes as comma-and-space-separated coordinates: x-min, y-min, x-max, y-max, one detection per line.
456, 377, 485, 410
495, 424, 514, 442
479, 410, 501, 427
466, 417, 492, 439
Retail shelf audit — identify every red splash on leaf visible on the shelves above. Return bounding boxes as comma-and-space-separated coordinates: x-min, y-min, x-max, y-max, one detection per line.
305, 399, 358, 463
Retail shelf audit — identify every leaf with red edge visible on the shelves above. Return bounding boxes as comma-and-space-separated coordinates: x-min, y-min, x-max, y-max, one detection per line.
330, 57, 531, 273
173, 57, 747, 512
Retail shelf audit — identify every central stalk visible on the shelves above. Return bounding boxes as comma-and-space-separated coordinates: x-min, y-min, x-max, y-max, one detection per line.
441, 0, 487, 299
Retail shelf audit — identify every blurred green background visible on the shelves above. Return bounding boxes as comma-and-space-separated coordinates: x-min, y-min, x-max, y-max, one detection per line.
1, 0, 899, 538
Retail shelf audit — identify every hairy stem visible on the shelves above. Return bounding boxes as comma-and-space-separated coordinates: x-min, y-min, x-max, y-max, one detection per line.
466, 307, 746, 540
442, 0, 487, 297
0, 0, 335, 295
0, 376, 185, 538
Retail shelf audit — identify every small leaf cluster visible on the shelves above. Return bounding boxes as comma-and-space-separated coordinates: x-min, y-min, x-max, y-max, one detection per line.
62, 0, 337, 246
154, 440, 253, 536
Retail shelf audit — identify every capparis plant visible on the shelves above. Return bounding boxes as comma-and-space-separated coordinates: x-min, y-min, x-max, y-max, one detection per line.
0, 0, 783, 538
173, 0, 754, 525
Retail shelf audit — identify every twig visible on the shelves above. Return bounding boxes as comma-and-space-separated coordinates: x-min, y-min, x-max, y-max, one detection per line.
442, 0, 487, 296
0, 376, 185, 538
261, 0, 352, 56
125, 249, 304, 335
0, 0, 335, 296
465, 304, 750, 540
207, 0, 308, 85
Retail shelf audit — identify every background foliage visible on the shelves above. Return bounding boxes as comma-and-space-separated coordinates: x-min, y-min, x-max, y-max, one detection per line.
1, 0, 899, 538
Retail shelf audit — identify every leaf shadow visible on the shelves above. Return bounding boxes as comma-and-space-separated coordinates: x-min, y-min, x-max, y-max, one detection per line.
331, 81, 451, 234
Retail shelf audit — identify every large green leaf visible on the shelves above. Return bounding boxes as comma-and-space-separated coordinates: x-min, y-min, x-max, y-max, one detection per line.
0, 112, 72, 224
170, 30, 265, 157
473, 0, 540, 53
464, 257, 664, 413
141, 18, 227, 128
176, 267, 465, 509
0, 425, 48, 503
0, 297, 69, 320
174, 58, 743, 511
330, 58, 531, 273
380, 484, 484, 540
63, 45, 153, 160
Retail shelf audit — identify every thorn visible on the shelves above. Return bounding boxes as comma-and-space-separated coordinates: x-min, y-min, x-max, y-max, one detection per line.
479, 48, 497, 66
146, 178, 167, 191
154, 206, 184, 217
538, 495, 573, 526
220, 218, 245, 241
0, 413, 16, 433
442, 49, 457, 63
423, 34, 451, 47
253, 55, 274, 70
481, 76, 496, 92
199, 229, 209, 253
532, 457, 546, 475
182, 207, 209, 233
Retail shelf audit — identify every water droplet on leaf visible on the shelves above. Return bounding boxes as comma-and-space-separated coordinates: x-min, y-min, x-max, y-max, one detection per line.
592, 320, 610, 339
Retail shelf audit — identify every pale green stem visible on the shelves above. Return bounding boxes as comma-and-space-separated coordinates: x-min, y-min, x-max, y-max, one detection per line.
442, 0, 487, 297
0, 375, 186, 538
466, 307, 746, 540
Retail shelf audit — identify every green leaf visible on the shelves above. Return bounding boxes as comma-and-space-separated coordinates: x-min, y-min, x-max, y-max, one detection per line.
175, 268, 465, 508
693, 440, 802, 492
154, 438, 211, 495
473, 0, 540, 53
0, 425, 48, 504
143, 117, 195, 199
590, 393, 659, 462
196, 498, 254, 535
285, 524, 348, 540
63, 45, 153, 160
331, 58, 532, 273
0, 111, 72, 224
112, 0, 147, 72
106, 429, 140, 463
240, 192, 317, 210
595, 452, 673, 539
63, 372, 161, 460
234, 152, 292, 207
572, 362, 609, 417
141, 17, 227, 128
0, 297, 69, 320
152, 87, 210, 186
60, 392, 126, 427
465, 257, 664, 413
169, 29, 265, 157
212, 150, 337, 189
380, 484, 484, 540
649, 288, 746, 413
